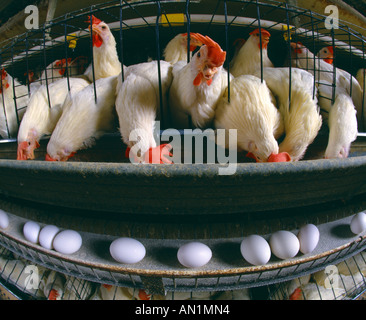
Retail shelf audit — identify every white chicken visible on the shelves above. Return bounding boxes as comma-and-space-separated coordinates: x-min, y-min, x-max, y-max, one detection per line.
317, 46, 334, 65
228, 38, 246, 69
116, 60, 173, 164
37, 59, 70, 84
45, 75, 118, 161
230, 28, 273, 77
168, 33, 228, 129
0, 69, 31, 138
17, 77, 90, 160
356, 68, 365, 91
289, 282, 346, 300
214, 74, 289, 162
317, 80, 358, 158
163, 33, 197, 64
253, 67, 322, 161
290, 42, 364, 131
99, 284, 135, 300
83, 15, 122, 82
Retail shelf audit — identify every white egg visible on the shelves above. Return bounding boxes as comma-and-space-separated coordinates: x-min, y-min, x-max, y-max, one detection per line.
23, 221, 41, 244
350, 212, 366, 235
269, 230, 300, 260
39, 225, 60, 250
240, 235, 271, 266
53, 230, 82, 255
177, 242, 212, 268
0, 209, 9, 229
297, 224, 320, 254
109, 237, 146, 264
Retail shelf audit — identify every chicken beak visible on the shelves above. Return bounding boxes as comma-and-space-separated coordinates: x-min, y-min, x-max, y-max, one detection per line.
17, 140, 39, 160
203, 65, 218, 79
90, 25, 103, 47
262, 36, 270, 48
17, 142, 29, 160
92, 24, 101, 35
267, 152, 291, 162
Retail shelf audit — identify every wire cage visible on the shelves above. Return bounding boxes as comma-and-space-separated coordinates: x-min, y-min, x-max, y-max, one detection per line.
0, 0, 366, 300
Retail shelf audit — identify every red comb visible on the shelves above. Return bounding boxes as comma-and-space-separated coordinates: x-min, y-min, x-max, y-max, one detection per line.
86, 15, 102, 25
190, 33, 226, 67
250, 28, 271, 38
326, 46, 334, 54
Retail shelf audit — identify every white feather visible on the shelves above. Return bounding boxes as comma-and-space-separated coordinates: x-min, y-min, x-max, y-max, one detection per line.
230, 33, 273, 77
116, 60, 173, 161
254, 67, 322, 161
169, 55, 229, 129
318, 81, 358, 158
214, 74, 283, 162
291, 44, 364, 131
47, 75, 118, 161
17, 77, 90, 144
0, 74, 33, 138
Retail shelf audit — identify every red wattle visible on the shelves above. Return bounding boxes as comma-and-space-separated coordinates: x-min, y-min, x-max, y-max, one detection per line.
93, 33, 103, 47
193, 73, 202, 86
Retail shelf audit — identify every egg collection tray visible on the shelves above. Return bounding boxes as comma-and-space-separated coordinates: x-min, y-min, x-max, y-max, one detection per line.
0, 182, 365, 295
0, 134, 365, 295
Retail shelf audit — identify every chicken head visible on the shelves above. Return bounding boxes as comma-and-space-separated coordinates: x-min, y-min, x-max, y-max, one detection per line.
249, 28, 271, 49
54, 58, 72, 76
317, 46, 334, 64
125, 144, 173, 164
86, 15, 109, 48
189, 33, 226, 86
0, 69, 10, 94
45, 149, 76, 162
17, 129, 41, 160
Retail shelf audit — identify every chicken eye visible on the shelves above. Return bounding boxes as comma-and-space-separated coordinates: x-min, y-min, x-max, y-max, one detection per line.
197, 51, 201, 58
101, 25, 106, 29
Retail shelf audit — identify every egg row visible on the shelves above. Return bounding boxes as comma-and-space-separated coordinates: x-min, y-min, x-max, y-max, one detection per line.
1, 210, 366, 268
22, 221, 82, 255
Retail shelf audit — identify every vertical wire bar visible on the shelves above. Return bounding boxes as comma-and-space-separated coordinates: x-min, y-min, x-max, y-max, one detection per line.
155, 1, 164, 129
309, 11, 319, 102
361, 35, 365, 131
89, 7, 97, 103
256, 0, 264, 83
331, 27, 337, 105
119, 1, 125, 83
185, 0, 193, 128
285, 3, 292, 113
345, 26, 353, 101
0, 57, 9, 138
10, 42, 20, 136
224, 0, 230, 103
42, 28, 52, 109
64, 14, 71, 92
25, 36, 31, 97
185, 0, 191, 64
